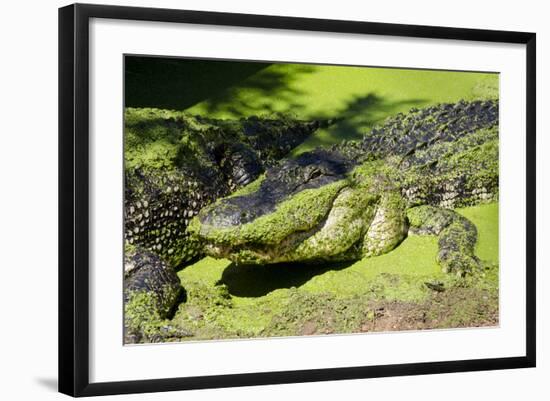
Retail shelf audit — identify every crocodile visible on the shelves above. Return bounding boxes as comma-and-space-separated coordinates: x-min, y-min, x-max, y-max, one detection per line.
123, 109, 328, 342
190, 100, 499, 276
124, 109, 328, 267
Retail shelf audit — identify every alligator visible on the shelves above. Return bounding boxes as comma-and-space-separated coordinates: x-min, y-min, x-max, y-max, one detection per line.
190, 100, 499, 276
123, 109, 328, 342
124, 109, 328, 267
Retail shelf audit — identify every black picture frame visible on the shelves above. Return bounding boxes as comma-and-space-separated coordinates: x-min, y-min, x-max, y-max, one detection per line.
58, 3, 536, 397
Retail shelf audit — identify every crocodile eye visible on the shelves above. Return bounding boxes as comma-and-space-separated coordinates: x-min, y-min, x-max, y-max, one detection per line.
309, 170, 322, 180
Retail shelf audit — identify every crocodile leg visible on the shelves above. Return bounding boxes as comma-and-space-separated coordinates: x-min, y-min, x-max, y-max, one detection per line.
406, 205, 481, 276
124, 247, 189, 343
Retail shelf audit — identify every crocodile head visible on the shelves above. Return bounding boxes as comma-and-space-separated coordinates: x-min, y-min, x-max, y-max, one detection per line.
190, 148, 408, 264
189, 100, 500, 266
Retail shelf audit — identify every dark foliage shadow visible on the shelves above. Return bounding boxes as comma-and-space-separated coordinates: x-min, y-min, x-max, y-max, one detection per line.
303, 94, 427, 149
125, 57, 425, 139
200, 64, 315, 118
125, 56, 271, 110
217, 260, 356, 297
125, 57, 315, 117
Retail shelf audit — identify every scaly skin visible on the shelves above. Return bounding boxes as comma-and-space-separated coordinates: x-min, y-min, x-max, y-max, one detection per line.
124, 109, 328, 267
191, 100, 499, 275
123, 111, 328, 342
124, 246, 185, 343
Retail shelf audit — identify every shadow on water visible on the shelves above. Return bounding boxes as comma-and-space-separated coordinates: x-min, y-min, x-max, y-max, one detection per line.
331, 94, 427, 140
125, 56, 271, 110
296, 94, 427, 152
217, 260, 355, 298
199, 64, 315, 117
125, 56, 425, 135
125, 56, 315, 117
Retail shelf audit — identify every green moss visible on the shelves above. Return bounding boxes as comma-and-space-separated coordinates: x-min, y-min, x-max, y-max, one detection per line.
449, 139, 499, 191
350, 159, 398, 184
398, 126, 499, 208
124, 108, 322, 172
186, 281, 232, 309
124, 242, 137, 256
125, 290, 165, 340
407, 206, 455, 233
170, 280, 238, 338
407, 205, 480, 275
471, 75, 500, 100
457, 203, 499, 264
237, 180, 346, 245
195, 180, 349, 258
226, 174, 265, 198
124, 108, 210, 171
301, 234, 442, 301
264, 289, 372, 336
362, 191, 408, 257
437, 222, 479, 276
289, 188, 378, 261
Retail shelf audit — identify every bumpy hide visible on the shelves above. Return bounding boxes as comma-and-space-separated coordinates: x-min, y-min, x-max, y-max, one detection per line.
124, 109, 325, 266
339, 100, 499, 208
199, 149, 353, 229
407, 205, 480, 275
124, 247, 183, 342
192, 100, 498, 268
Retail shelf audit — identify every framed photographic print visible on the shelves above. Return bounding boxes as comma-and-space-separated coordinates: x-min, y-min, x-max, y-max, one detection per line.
58, 3, 536, 397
